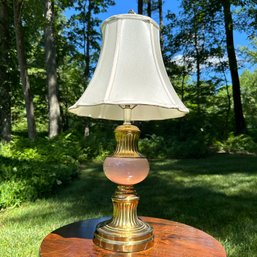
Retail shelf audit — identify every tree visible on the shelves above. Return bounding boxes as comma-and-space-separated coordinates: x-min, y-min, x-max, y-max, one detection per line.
0, 0, 11, 141
157, 0, 164, 51
147, 0, 152, 17
222, 0, 246, 134
45, 0, 61, 138
67, 0, 114, 82
170, 0, 222, 113
84, 0, 93, 80
241, 37, 257, 64
169, 0, 247, 134
138, 0, 143, 14
158, 0, 163, 28
240, 69, 257, 132
13, 0, 36, 140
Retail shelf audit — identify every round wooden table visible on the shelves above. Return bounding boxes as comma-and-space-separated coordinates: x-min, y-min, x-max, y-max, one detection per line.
39, 217, 226, 257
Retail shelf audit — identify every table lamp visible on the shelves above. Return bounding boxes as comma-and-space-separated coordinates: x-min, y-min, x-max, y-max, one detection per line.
69, 11, 189, 253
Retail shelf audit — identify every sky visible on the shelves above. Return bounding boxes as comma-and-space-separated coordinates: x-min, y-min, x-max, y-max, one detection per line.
65, 0, 250, 50
65, 0, 254, 75
99, 0, 249, 49
99, 0, 169, 22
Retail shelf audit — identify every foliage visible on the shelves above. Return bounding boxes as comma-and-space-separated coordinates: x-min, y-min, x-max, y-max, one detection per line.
139, 131, 210, 159
240, 69, 257, 131
0, 132, 81, 209
80, 120, 117, 160
241, 37, 257, 65
214, 133, 257, 155
139, 134, 166, 159
167, 135, 210, 158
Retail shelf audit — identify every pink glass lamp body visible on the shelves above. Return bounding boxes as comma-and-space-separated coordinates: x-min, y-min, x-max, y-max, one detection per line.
104, 157, 149, 185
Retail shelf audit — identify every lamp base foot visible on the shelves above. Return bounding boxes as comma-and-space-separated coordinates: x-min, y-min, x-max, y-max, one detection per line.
93, 185, 154, 252
93, 218, 154, 252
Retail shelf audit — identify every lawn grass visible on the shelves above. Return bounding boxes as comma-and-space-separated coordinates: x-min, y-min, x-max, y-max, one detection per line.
0, 154, 257, 256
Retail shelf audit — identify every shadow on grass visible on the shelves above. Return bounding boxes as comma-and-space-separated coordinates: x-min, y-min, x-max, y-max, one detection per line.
150, 153, 257, 175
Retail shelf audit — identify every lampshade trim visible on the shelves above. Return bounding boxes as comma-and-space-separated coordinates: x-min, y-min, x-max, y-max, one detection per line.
101, 14, 159, 33
69, 102, 189, 112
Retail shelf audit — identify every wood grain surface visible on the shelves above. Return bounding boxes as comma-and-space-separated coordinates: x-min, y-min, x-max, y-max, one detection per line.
39, 216, 226, 257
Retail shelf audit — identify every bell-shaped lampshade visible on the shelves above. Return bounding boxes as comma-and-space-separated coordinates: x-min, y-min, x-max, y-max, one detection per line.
69, 13, 189, 120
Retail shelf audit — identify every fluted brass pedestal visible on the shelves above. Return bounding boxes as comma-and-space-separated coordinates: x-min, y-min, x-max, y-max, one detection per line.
93, 123, 154, 252
93, 185, 154, 252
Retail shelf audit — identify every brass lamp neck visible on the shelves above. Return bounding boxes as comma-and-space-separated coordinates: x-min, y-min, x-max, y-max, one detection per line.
113, 124, 142, 158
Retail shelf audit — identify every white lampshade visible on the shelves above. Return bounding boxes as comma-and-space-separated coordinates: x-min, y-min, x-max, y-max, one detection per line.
69, 13, 189, 121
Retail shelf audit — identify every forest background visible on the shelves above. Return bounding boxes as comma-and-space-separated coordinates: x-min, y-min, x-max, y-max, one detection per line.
0, 0, 257, 208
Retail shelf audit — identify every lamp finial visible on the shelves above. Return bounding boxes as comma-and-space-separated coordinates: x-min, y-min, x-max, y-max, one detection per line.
128, 9, 136, 14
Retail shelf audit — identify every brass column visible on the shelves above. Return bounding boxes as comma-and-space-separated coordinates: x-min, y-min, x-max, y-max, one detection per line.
93, 124, 154, 252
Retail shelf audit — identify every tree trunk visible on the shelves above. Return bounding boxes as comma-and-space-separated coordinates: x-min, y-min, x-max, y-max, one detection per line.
84, 0, 92, 81
138, 0, 143, 14
147, 0, 152, 17
158, 0, 163, 28
158, 0, 163, 50
194, 30, 201, 113
0, 0, 11, 142
13, 0, 36, 140
220, 58, 231, 137
45, 0, 60, 138
222, 0, 246, 134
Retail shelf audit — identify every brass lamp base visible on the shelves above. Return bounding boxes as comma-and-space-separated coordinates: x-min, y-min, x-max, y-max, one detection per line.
94, 124, 154, 252
93, 185, 154, 252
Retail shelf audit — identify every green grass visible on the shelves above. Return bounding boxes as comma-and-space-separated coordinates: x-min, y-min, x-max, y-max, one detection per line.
1, 154, 257, 256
